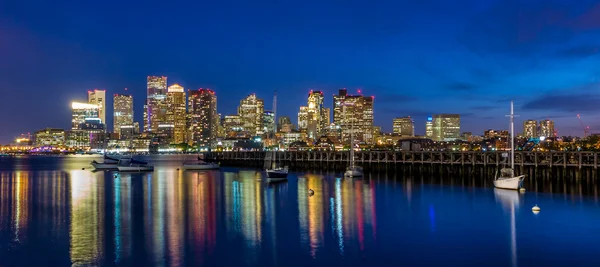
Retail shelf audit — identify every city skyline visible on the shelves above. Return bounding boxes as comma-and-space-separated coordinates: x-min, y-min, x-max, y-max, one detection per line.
2, 1, 600, 143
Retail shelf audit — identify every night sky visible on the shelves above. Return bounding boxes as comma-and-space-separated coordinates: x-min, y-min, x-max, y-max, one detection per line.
2, 0, 600, 143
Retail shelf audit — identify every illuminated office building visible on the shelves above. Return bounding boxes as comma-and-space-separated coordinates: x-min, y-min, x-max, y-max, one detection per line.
34, 128, 66, 147
298, 90, 330, 139
71, 102, 99, 130
425, 117, 433, 139
145, 76, 168, 132
332, 89, 374, 143
278, 116, 293, 132
88, 89, 106, 125
523, 120, 538, 138
224, 115, 244, 137
393, 117, 415, 137
166, 84, 187, 144
113, 94, 133, 138
238, 94, 264, 137
298, 106, 308, 131
263, 111, 275, 136
431, 114, 460, 141
539, 119, 555, 138
188, 89, 218, 145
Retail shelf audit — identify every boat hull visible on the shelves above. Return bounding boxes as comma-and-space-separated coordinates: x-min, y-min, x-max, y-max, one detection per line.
494, 175, 525, 190
266, 170, 288, 182
344, 168, 363, 177
91, 162, 118, 170
183, 163, 219, 170
117, 165, 154, 172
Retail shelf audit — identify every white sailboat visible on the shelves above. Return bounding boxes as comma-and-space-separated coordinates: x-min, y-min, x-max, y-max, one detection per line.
343, 104, 363, 178
117, 125, 154, 172
91, 138, 130, 170
494, 101, 525, 190
265, 90, 289, 182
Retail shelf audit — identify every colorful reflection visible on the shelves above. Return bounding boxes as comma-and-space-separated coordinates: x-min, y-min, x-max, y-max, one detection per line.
298, 175, 326, 258
114, 173, 132, 264
144, 172, 165, 266
69, 170, 105, 266
187, 171, 218, 265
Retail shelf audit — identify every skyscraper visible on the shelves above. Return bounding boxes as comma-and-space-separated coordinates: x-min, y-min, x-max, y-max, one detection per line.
425, 116, 433, 138
113, 94, 133, 138
71, 102, 99, 130
145, 76, 168, 133
523, 120, 538, 138
188, 89, 217, 145
298, 106, 308, 131
88, 89, 106, 125
332, 89, 374, 143
393, 117, 415, 137
431, 114, 460, 141
166, 84, 187, 144
539, 119, 555, 138
238, 94, 264, 137
298, 90, 329, 139
263, 111, 275, 136
278, 116, 292, 132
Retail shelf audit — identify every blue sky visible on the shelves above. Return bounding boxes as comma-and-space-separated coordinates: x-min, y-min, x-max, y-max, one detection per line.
1, 0, 600, 143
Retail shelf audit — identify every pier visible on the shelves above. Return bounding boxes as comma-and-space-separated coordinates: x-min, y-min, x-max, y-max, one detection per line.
210, 151, 600, 169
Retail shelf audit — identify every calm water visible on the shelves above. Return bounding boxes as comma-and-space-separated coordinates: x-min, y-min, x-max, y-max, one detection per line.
1, 155, 600, 267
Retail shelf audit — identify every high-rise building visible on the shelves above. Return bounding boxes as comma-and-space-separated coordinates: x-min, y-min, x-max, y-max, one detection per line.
523, 120, 538, 138
145, 76, 168, 132
321, 107, 331, 130
298, 90, 329, 139
425, 116, 433, 139
224, 115, 244, 137
238, 94, 264, 137
298, 106, 308, 131
431, 114, 460, 141
188, 89, 218, 145
263, 111, 275, 137
332, 89, 374, 143
278, 116, 292, 132
166, 84, 187, 144
113, 94, 133, 138
539, 119, 555, 138
71, 102, 99, 130
393, 117, 415, 137
88, 89, 106, 125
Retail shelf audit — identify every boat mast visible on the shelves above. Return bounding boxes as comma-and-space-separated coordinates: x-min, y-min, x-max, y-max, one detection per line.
272, 90, 277, 139
510, 101, 515, 170
344, 104, 354, 168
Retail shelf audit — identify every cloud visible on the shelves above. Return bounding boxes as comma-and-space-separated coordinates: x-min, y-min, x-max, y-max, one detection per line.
446, 81, 478, 91
522, 93, 600, 112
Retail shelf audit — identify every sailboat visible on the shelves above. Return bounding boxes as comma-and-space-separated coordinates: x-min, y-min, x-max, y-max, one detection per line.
265, 90, 288, 182
91, 138, 130, 170
183, 154, 220, 170
117, 125, 154, 172
494, 101, 525, 190
344, 104, 363, 178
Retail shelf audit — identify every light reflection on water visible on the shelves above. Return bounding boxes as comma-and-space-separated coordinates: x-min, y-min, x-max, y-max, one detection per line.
0, 156, 600, 266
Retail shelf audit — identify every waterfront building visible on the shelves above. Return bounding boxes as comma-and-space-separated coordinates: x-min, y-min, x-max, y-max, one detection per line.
224, 115, 245, 137
34, 128, 66, 147
431, 114, 460, 141
238, 94, 264, 137
539, 119, 555, 138
67, 118, 105, 149
166, 84, 187, 144
113, 94, 133, 138
188, 88, 218, 145
71, 102, 99, 130
87, 89, 106, 125
322, 123, 342, 144
332, 89, 374, 143
276, 131, 308, 147
393, 117, 415, 137
145, 76, 168, 133
298, 106, 308, 131
523, 120, 538, 138
298, 90, 329, 139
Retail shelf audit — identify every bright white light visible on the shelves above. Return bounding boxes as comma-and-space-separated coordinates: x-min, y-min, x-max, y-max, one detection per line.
72, 102, 99, 109
540, 136, 546, 141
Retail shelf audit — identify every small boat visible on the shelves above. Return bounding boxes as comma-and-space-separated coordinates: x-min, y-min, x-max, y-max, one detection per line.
117, 158, 154, 172
343, 103, 363, 178
92, 155, 129, 170
266, 166, 289, 182
493, 101, 526, 190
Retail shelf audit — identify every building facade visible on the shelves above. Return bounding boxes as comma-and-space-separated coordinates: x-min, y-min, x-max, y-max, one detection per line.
393, 117, 415, 137
278, 116, 293, 132
166, 84, 187, 144
145, 76, 168, 133
188, 89, 218, 145
113, 94, 134, 138
263, 111, 275, 137
238, 94, 264, 137
539, 119, 555, 138
34, 128, 66, 147
88, 89, 106, 125
298, 90, 328, 139
425, 116, 433, 139
332, 89, 374, 144
431, 114, 460, 141
523, 120, 538, 138
71, 102, 99, 130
